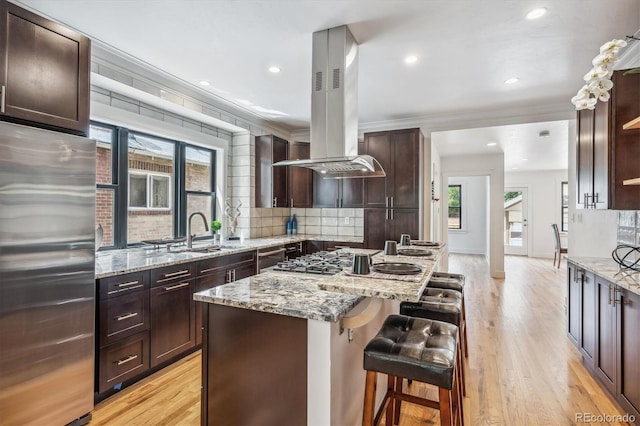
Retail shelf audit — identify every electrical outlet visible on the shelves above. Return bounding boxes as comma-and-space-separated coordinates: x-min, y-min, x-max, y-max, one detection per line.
344, 216, 350, 225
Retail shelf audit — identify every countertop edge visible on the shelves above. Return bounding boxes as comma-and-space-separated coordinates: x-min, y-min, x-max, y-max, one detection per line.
568, 256, 640, 297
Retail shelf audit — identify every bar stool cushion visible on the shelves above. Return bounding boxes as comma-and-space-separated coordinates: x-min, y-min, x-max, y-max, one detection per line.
400, 288, 463, 325
427, 272, 465, 292
363, 314, 457, 389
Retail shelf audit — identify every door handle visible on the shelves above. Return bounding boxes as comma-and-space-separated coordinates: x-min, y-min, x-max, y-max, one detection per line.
115, 354, 138, 366
164, 282, 190, 291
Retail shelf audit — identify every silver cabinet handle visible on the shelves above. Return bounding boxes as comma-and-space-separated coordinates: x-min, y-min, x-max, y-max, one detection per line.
232, 269, 236, 281
390, 196, 394, 209
385, 208, 389, 220
273, 197, 277, 207
1, 85, 5, 113
291, 198, 294, 208
164, 282, 189, 291
118, 280, 140, 287
258, 247, 286, 257
385, 196, 389, 208
592, 193, 599, 208
583, 193, 589, 209
340, 198, 343, 208
116, 312, 139, 321
163, 269, 190, 278
226, 270, 232, 283
608, 284, 613, 305
115, 354, 138, 366
391, 209, 394, 220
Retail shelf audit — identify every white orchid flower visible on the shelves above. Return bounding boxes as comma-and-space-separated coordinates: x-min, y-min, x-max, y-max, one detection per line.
574, 97, 597, 110
597, 90, 610, 102
599, 39, 628, 54
583, 67, 611, 82
592, 52, 619, 68
588, 78, 613, 92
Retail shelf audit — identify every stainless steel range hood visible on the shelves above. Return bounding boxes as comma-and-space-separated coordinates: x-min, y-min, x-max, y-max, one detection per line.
273, 25, 385, 179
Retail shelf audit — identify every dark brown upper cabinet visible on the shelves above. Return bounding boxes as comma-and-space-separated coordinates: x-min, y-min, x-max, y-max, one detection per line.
576, 69, 640, 210
0, 0, 90, 135
288, 141, 313, 208
255, 135, 288, 208
362, 128, 421, 210
312, 141, 364, 208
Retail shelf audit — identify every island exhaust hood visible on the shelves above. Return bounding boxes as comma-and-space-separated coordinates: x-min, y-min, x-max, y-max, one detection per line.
273, 25, 385, 179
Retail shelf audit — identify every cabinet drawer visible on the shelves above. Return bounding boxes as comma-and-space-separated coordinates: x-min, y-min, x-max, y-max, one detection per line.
98, 331, 149, 394
197, 251, 256, 276
99, 271, 148, 300
151, 262, 195, 287
324, 241, 364, 251
99, 289, 149, 346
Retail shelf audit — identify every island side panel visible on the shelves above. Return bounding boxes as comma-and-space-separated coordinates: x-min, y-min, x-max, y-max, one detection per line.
202, 304, 307, 425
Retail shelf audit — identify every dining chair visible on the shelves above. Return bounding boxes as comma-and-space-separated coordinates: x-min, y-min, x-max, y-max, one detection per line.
551, 224, 568, 268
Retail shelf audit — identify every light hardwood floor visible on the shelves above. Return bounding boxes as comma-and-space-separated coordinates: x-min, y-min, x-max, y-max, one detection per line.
91, 255, 629, 425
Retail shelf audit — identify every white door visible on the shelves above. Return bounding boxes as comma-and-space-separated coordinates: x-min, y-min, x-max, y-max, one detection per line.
504, 188, 528, 256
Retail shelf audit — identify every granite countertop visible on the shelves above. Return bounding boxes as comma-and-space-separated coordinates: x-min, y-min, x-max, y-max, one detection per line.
568, 256, 640, 296
317, 249, 441, 302
193, 271, 365, 322
195, 246, 443, 321
95, 234, 364, 279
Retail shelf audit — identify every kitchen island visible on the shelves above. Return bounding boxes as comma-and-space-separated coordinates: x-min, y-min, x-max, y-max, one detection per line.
194, 247, 444, 425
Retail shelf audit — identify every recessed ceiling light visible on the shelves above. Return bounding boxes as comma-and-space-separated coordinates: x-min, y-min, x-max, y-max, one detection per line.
487, 142, 497, 147
522, 158, 529, 161
199, 80, 211, 86
504, 77, 519, 85
512, 167, 519, 170
268, 66, 281, 73
526, 7, 547, 20
404, 55, 418, 64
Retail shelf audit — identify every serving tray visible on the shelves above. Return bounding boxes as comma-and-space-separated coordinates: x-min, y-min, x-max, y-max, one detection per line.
372, 262, 422, 275
142, 237, 187, 245
410, 241, 440, 247
397, 248, 433, 257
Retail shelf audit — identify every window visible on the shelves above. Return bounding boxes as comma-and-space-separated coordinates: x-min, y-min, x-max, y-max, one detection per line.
128, 172, 172, 209
91, 121, 217, 249
561, 181, 569, 232
448, 185, 462, 229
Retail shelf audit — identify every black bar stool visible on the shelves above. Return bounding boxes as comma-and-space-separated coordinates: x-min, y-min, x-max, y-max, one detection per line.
400, 287, 466, 396
427, 272, 468, 358
362, 314, 463, 426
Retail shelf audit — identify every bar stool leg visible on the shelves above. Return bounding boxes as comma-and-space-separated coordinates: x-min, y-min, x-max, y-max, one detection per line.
386, 375, 395, 426
462, 299, 469, 358
393, 376, 402, 425
457, 335, 466, 397
363, 370, 377, 426
438, 387, 453, 426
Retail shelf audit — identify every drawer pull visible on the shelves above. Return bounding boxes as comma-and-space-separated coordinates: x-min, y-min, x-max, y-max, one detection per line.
118, 280, 139, 287
164, 282, 190, 291
258, 248, 286, 257
116, 312, 139, 321
107, 284, 143, 295
163, 269, 190, 278
115, 354, 138, 366
199, 266, 218, 274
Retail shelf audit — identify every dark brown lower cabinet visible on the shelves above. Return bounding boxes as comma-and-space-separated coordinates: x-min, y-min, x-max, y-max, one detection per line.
568, 260, 640, 420
150, 279, 196, 368
98, 330, 149, 394
364, 208, 419, 249
618, 288, 640, 417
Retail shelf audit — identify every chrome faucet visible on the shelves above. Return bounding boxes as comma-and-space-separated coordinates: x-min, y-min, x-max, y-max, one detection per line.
187, 212, 209, 248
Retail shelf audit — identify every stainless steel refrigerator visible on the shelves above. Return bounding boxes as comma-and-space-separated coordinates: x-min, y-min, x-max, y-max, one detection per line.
0, 121, 96, 425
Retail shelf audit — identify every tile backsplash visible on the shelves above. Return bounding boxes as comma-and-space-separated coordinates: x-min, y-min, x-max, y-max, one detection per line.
617, 211, 640, 246
249, 208, 365, 239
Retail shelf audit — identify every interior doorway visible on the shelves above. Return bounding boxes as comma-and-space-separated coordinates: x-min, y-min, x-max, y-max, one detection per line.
504, 187, 528, 255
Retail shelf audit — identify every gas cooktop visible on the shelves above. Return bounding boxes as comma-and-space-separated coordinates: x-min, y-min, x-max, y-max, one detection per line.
272, 251, 353, 276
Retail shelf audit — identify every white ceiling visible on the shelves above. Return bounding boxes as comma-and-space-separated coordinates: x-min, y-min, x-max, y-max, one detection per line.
16, 0, 640, 171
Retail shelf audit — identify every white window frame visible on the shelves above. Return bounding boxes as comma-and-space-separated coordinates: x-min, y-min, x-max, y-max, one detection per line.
128, 170, 172, 211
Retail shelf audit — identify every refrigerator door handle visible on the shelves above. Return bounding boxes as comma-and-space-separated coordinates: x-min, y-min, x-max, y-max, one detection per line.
1, 85, 5, 113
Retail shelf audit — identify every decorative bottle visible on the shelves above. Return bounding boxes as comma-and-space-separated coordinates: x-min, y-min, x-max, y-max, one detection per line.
286, 216, 292, 235
291, 214, 297, 235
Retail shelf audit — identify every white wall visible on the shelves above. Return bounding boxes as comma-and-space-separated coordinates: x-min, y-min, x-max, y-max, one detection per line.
441, 154, 505, 278
505, 170, 568, 258
447, 176, 488, 255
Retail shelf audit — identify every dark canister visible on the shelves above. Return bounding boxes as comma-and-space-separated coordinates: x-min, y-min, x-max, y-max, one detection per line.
352, 254, 372, 274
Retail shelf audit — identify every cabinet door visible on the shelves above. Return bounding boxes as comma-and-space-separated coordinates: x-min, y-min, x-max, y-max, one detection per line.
340, 178, 364, 208
580, 270, 596, 367
305, 240, 324, 254
150, 279, 195, 367
567, 262, 581, 347
592, 100, 609, 209
0, 1, 90, 135
99, 289, 149, 346
272, 136, 288, 207
364, 208, 387, 250
313, 171, 339, 208
389, 209, 419, 243
595, 276, 616, 393
98, 331, 149, 394
390, 129, 420, 209
196, 270, 228, 346
362, 132, 391, 208
618, 288, 640, 418
576, 109, 594, 209
288, 142, 312, 208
